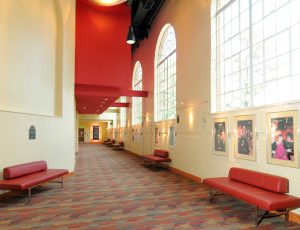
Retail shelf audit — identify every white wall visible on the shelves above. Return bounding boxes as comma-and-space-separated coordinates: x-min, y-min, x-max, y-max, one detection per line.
0, 0, 76, 172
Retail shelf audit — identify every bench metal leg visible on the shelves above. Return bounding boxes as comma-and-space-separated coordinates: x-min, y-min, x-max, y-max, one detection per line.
208, 189, 223, 202
254, 206, 290, 227
61, 176, 64, 188
27, 188, 32, 204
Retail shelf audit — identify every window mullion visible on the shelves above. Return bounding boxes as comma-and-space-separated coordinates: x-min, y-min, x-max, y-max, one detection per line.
249, 0, 253, 107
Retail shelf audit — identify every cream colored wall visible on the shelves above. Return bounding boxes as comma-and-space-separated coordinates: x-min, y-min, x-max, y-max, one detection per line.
0, 0, 76, 172
0, 0, 63, 116
121, 0, 300, 214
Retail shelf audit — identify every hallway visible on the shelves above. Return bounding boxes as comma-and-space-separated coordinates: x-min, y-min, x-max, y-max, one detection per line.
0, 144, 298, 229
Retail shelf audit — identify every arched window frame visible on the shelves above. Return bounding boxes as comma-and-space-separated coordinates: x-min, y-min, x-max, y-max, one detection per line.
132, 61, 143, 125
154, 24, 177, 122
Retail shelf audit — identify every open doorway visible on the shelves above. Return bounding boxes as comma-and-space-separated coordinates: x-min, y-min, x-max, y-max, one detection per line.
78, 128, 84, 143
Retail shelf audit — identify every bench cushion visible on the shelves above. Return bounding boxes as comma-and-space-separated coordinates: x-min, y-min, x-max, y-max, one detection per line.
144, 155, 171, 163
153, 149, 169, 158
229, 167, 289, 193
0, 169, 68, 190
203, 177, 300, 211
3, 161, 47, 179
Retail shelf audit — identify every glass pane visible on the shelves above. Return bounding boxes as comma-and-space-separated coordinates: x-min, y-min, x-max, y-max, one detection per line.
292, 74, 300, 98
240, 10, 249, 31
278, 77, 292, 101
265, 58, 277, 81
277, 54, 289, 78
253, 64, 264, 85
291, 25, 300, 50
263, 0, 276, 16
292, 49, 300, 74
276, 5, 290, 33
264, 37, 276, 60
291, 0, 300, 25
277, 30, 289, 55
252, 22, 263, 44
253, 42, 263, 65
264, 14, 276, 38
253, 85, 265, 106
252, 0, 262, 24
265, 81, 277, 104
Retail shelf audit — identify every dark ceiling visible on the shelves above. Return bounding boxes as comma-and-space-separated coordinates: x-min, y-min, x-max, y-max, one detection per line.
128, 0, 166, 50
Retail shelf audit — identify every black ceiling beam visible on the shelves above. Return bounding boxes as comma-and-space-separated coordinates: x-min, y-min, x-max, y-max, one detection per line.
128, 0, 166, 51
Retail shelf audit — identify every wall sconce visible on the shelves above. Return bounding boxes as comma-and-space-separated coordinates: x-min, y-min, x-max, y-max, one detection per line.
126, 26, 136, 44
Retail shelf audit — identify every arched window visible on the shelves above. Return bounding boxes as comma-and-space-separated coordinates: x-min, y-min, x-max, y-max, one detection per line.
155, 24, 176, 121
119, 96, 126, 128
211, 0, 300, 112
132, 61, 143, 125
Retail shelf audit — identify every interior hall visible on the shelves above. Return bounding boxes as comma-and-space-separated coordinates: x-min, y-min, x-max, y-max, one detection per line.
1, 0, 300, 229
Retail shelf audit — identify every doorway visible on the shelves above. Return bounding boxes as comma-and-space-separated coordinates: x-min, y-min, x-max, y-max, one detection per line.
78, 128, 84, 143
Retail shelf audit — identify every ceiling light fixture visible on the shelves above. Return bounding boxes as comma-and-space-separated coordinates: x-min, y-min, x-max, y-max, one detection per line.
91, 0, 126, 7
126, 26, 136, 44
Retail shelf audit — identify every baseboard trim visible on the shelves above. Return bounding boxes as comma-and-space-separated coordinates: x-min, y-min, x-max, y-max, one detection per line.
65, 171, 75, 177
289, 211, 300, 224
169, 166, 201, 183
125, 151, 202, 183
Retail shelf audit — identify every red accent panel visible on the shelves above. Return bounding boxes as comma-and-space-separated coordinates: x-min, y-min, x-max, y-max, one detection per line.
153, 149, 169, 158
75, 1, 131, 87
75, 1, 131, 114
229, 167, 289, 193
203, 177, 300, 211
111, 102, 129, 107
121, 90, 148, 97
3, 161, 47, 179
0, 169, 68, 190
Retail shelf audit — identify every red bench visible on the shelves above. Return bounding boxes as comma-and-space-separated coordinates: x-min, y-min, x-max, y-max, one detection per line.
105, 140, 115, 147
0, 161, 68, 203
203, 167, 300, 226
113, 141, 124, 151
143, 149, 171, 168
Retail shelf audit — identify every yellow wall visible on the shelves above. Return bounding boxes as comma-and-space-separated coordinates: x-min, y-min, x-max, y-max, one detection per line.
79, 122, 108, 143
116, 0, 300, 215
0, 0, 76, 172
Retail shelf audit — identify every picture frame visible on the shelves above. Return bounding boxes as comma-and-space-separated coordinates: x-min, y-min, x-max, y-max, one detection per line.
234, 115, 256, 161
267, 110, 299, 168
212, 117, 228, 156
169, 125, 175, 146
155, 126, 159, 144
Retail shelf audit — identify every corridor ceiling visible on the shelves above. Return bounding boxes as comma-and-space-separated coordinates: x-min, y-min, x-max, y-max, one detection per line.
75, 0, 164, 114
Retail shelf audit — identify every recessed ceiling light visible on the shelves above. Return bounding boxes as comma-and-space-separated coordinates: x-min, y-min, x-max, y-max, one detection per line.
83, 106, 86, 110
104, 98, 108, 101
90, 0, 126, 6
100, 101, 106, 104
100, 105, 103, 107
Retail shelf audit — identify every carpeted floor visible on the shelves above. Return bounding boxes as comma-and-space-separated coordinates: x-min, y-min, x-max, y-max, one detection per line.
0, 144, 299, 229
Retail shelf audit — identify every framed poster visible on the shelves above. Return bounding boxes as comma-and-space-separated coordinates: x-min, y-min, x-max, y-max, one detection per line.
169, 125, 175, 146
234, 115, 256, 161
212, 118, 228, 156
92, 126, 99, 140
267, 110, 298, 168
155, 126, 158, 144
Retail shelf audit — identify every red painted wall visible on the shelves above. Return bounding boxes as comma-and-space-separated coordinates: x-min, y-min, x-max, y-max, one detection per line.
75, 1, 131, 88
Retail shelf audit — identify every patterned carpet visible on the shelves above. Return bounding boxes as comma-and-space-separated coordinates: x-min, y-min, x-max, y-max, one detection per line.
0, 144, 299, 229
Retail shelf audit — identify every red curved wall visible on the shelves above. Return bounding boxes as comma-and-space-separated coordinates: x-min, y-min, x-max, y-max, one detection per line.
75, 1, 131, 88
